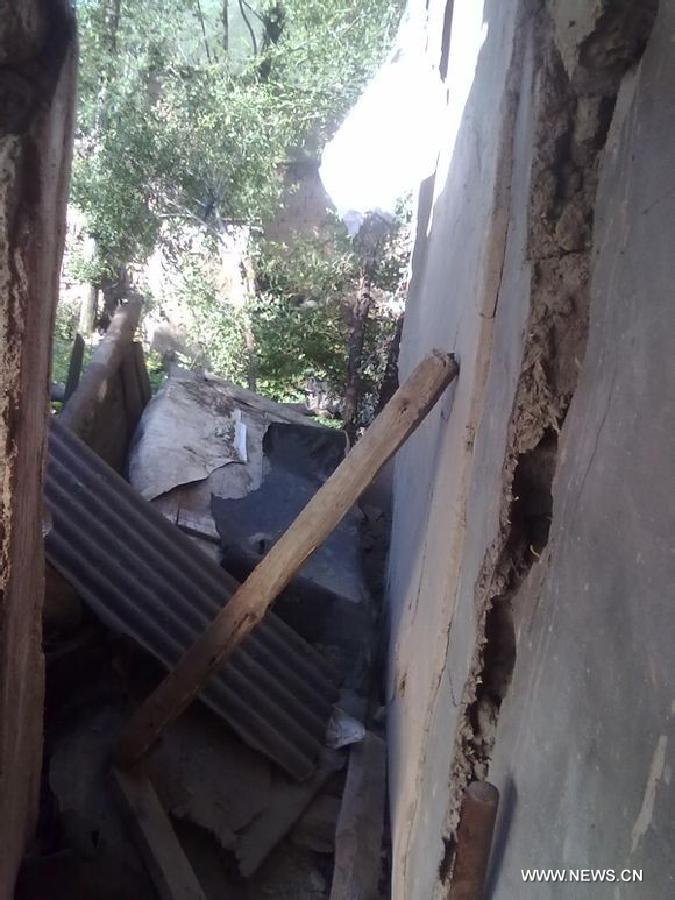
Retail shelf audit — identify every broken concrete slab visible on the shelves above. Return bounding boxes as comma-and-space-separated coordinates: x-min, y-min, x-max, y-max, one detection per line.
213, 422, 365, 606
128, 370, 251, 503
48, 697, 343, 888
129, 368, 333, 542
174, 824, 333, 900
291, 794, 342, 855
236, 750, 344, 878
147, 707, 272, 854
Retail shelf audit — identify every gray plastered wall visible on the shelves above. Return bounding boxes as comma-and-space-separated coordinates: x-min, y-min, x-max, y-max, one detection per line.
386, 1, 674, 897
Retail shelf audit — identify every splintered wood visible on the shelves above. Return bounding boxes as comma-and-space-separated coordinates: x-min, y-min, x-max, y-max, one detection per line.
116, 351, 459, 768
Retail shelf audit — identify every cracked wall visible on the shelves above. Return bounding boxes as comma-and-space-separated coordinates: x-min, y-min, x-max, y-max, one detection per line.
0, 2, 76, 893
386, 0, 667, 896
486, 1, 675, 894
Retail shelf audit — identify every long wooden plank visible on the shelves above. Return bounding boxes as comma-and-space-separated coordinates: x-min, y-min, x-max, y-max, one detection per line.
112, 766, 206, 900
330, 732, 386, 900
119, 344, 144, 436
59, 297, 142, 434
64, 333, 85, 401
115, 351, 459, 768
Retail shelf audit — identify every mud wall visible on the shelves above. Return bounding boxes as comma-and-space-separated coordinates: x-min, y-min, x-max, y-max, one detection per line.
386, 0, 672, 896
0, 2, 76, 893
486, 3, 675, 895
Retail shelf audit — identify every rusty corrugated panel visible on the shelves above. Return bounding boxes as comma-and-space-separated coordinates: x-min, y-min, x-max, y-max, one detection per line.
44, 419, 340, 781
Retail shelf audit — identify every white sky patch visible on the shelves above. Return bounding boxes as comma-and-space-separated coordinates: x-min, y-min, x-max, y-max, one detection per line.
320, 1, 444, 218
320, 0, 488, 222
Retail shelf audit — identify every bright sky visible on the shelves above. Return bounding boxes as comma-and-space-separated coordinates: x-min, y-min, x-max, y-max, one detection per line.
320, 0, 488, 221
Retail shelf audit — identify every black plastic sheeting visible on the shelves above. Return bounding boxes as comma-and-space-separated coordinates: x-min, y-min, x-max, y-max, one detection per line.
44, 419, 341, 781
213, 423, 369, 608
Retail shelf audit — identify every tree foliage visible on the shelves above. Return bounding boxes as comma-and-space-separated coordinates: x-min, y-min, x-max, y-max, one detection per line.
250, 232, 358, 400
73, 0, 403, 276
68, 0, 408, 425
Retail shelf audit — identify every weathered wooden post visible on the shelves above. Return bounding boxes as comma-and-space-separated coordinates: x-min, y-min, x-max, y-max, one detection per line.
0, 1, 77, 893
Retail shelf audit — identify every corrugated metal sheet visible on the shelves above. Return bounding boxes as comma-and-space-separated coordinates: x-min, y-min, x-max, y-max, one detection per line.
44, 419, 341, 781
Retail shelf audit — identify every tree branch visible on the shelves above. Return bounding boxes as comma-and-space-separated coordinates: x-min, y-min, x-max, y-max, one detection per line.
242, 0, 265, 25
222, 0, 229, 52
239, 0, 258, 55
195, 0, 212, 63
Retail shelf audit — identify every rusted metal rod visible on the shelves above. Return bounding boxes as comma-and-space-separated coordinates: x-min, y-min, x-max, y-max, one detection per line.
448, 781, 499, 900
115, 350, 459, 768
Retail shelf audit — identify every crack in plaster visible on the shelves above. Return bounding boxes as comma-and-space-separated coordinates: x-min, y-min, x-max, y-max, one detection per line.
436, 0, 659, 891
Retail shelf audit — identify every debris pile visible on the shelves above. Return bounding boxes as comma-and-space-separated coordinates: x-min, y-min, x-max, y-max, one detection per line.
23, 312, 457, 899
28, 360, 385, 898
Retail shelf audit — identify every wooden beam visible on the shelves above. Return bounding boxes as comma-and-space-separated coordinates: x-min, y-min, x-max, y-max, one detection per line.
59, 297, 142, 435
115, 351, 459, 768
330, 732, 386, 900
120, 344, 144, 436
64, 333, 85, 401
112, 766, 206, 900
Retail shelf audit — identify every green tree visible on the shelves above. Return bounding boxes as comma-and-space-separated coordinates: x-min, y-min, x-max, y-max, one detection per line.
250, 230, 358, 400
73, 0, 403, 278
67, 0, 408, 418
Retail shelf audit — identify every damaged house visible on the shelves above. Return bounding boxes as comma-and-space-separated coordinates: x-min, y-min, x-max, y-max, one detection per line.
38, 298, 405, 896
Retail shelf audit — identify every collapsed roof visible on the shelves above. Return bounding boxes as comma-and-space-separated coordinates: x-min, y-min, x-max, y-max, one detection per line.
45, 418, 341, 781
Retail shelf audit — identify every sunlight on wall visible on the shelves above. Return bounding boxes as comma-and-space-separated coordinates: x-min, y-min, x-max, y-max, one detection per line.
427, 0, 488, 236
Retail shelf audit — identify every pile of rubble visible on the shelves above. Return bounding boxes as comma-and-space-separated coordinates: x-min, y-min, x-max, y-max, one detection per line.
22, 305, 456, 899
29, 359, 388, 899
